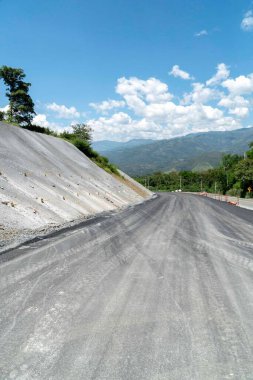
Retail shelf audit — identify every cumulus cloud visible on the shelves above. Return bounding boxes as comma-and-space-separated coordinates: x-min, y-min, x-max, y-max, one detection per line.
169, 65, 194, 80
33, 114, 51, 128
116, 77, 173, 115
218, 95, 249, 108
241, 10, 253, 31
88, 100, 241, 141
222, 74, 253, 95
206, 63, 230, 86
195, 30, 208, 37
88, 68, 249, 141
46, 102, 80, 119
229, 107, 249, 118
39, 63, 253, 141
182, 83, 220, 104
0, 105, 9, 113
89, 99, 125, 113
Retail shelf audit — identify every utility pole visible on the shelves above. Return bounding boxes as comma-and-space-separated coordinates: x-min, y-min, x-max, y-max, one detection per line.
180, 176, 182, 191
201, 179, 203, 192
224, 165, 228, 187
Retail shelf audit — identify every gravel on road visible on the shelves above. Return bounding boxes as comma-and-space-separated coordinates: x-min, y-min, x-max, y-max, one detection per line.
0, 193, 253, 380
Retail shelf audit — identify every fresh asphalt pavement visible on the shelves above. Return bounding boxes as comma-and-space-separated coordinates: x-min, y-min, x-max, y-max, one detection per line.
0, 193, 253, 380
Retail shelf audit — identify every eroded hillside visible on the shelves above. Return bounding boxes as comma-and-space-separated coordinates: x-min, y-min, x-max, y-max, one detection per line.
0, 123, 152, 250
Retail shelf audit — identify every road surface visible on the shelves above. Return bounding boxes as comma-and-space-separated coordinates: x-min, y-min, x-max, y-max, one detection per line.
0, 193, 253, 379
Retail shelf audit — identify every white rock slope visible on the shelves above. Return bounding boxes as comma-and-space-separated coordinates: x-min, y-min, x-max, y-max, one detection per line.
0, 123, 151, 249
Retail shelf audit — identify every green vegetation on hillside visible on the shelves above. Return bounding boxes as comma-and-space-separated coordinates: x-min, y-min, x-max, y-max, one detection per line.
136, 147, 253, 198
59, 125, 118, 174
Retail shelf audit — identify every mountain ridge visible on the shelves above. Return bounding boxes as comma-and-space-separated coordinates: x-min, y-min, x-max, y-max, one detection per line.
94, 127, 253, 176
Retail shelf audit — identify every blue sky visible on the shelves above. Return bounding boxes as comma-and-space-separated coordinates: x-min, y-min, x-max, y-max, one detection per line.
1, 0, 253, 140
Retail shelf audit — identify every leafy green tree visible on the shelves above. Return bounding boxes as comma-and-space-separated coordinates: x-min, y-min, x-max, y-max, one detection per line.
0, 65, 35, 126
246, 142, 253, 159
221, 153, 242, 170
235, 159, 253, 181
72, 123, 92, 143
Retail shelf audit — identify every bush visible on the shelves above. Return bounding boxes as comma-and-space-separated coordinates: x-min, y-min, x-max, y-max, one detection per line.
0, 111, 5, 121
22, 124, 57, 136
226, 188, 242, 197
70, 137, 97, 158
91, 154, 119, 174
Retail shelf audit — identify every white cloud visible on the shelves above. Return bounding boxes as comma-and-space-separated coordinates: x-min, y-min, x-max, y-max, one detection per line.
46, 102, 80, 119
88, 73, 243, 141
116, 77, 173, 115
38, 64, 253, 141
0, 105, 9, 113
182, 83, 220, 104
33, 113, 50, 128
89, 99, 125, 113
0, 105, 9, 120
169, 65, 194, 80
222, 74, 253, 95
229, 107, 249, 118
206, 63, 230, 86
195, 30, 208, 37
89, 101, 241, 141
241, 10, 253, 31
218, 95, 249, 108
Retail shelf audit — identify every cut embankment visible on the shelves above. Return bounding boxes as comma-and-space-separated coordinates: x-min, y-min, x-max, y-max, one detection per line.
0, 122, 152, 250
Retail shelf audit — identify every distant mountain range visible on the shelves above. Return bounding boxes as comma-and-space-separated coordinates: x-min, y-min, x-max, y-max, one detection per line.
92, 139, 154, 153
92, 127, 253, 176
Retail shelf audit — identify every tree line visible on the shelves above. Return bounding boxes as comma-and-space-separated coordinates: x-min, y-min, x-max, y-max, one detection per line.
136, 147, 253, 198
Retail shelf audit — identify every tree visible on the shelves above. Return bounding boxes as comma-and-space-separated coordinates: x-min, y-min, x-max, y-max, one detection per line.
246, 141, 253, 159
0, 65, 35, 126
72, 123, 92, 143
235, 159, 253, 181
221, 153, 242, 170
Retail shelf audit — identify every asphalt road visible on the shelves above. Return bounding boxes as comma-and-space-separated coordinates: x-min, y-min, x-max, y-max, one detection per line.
0, 193, 253, 380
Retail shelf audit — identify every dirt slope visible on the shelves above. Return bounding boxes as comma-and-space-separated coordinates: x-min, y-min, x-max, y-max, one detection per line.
0, 122, 151, 250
